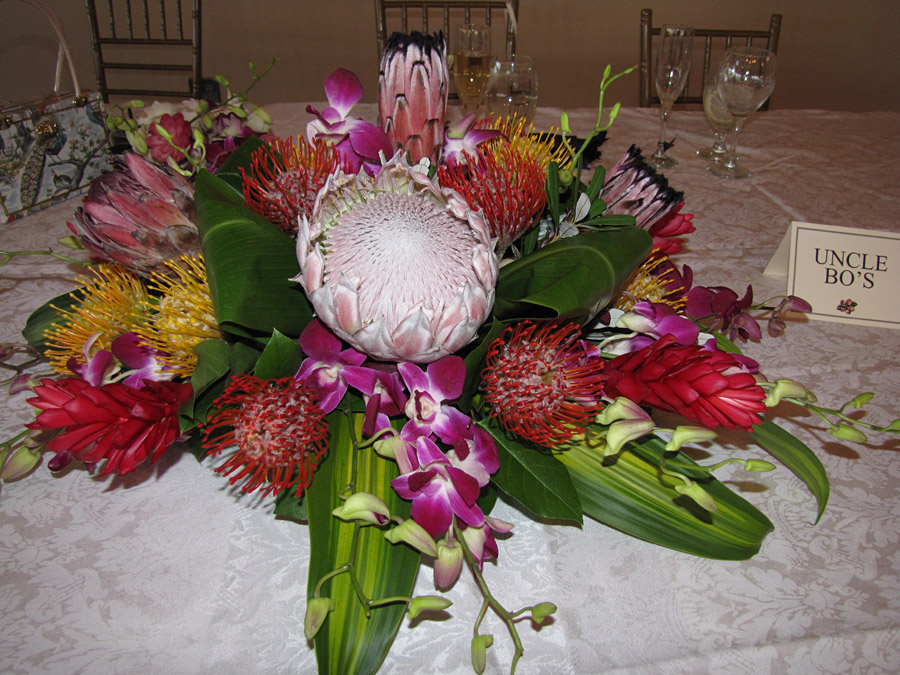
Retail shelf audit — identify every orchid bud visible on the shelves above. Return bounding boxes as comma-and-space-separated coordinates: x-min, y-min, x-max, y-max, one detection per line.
744, 459, 776, 472
0, 445, 42, 481
851, 392, 875, 409
560, 110, 572, 133
434, 539, 464, 589
471, 634, 494, 674
604, 419, 655, 456
597, 397, 650, 425
304, 596, 334, 639
331, 492, 390, 525
828, 424, 868, 444
765, 378, 816, 407
674, 480, 717, 512
407, 595, 452, 619
665, 426, 718, 452
530, 601, 557, 623
384, 519, 438, 556
373, 434, 405, 461
154, 123, 174, 140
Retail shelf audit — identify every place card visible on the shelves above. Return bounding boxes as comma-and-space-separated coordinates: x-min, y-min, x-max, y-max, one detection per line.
764, 221, 900, 328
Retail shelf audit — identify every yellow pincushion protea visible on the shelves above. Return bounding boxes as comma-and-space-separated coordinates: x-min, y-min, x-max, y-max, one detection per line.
44, 264, 151, 373
141, 255, 222, 377
614, 254, 688, 312
483, 115, 571, 172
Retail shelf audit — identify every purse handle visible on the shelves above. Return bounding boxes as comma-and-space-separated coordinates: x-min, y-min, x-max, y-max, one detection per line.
4, 0, 82, 98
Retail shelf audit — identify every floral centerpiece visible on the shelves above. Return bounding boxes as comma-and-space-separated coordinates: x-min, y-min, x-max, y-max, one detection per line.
3, 34, 899, 675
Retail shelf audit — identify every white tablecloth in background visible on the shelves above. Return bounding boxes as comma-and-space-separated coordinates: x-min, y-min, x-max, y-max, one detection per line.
2, 104, 900, 674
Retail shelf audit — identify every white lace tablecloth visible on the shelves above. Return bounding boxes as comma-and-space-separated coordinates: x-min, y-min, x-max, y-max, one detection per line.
2, 105, 900, 674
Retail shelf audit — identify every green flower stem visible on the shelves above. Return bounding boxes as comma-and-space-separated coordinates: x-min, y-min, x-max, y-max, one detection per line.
0, 250, 90, 267
455, 523, 525, 675
366, 595, 413, 610
784, 396, 900, 433
312, 563, 352, 598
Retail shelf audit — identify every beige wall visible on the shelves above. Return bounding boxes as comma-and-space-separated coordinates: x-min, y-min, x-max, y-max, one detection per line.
3, 1, 899, 112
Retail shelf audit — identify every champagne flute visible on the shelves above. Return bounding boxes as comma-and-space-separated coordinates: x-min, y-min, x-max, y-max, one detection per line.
484, 55, 539, 123
708, 47, 777, 179
649, 25, 694, 169
697, 61, 731, 161
454, 24, 491, 114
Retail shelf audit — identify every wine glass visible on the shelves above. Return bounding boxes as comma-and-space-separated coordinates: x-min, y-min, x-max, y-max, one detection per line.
697, 61, 730, 162
649, 25, 694, 169
454, 24, 491, 114
708, 47, 777, 179
484, 55, 539, 123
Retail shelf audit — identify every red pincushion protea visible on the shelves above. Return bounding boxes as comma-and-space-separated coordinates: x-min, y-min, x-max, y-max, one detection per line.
604, 334, 766, 431
202, 375, 329, 498
26, 378, 192, 475
438, 143, 546, 253
240, 137, 341, 233
481, 321, 606, 446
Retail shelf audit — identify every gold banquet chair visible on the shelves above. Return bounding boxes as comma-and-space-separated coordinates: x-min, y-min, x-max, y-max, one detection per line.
84, 0, 209, 102
639, 8, 782, 110
374, 0, 519, 61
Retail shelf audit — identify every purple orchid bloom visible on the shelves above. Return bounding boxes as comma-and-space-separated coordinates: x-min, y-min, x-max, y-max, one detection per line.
608, 301, 701, 355
391, 435, 486, 537
460, 515, 514, 568
442, 114, 503, 167
307, 68, 393, 176
66, 334, 116, 386
343, 362, 408, 435
111, 333, 175, 387
686, 284, 761, 341
296, 319, 367, 414
397, 355, 466, 442
443, 409, 499, 487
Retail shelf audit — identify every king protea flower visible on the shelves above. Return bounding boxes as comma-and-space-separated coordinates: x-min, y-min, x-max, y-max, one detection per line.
378, 31, 449, 164
67, 152, 199, 276
294, 152, 498, 363
600, 145, 695, 255
603, 334, 767, 431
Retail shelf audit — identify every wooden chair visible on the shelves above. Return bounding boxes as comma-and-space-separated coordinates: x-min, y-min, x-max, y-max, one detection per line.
84, 0, 208, 102
639, 8, 782, 109
374, 0, 519, 62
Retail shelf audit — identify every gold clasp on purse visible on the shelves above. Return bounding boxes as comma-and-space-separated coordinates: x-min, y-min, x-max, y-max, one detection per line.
35, 118, 60, 140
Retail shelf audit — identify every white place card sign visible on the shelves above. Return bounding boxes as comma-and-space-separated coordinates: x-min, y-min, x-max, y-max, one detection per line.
764, 221, 900, 328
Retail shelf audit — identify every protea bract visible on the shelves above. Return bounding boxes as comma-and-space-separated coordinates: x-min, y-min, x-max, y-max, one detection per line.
67, 152, 199, 277
378, 31, 449, 164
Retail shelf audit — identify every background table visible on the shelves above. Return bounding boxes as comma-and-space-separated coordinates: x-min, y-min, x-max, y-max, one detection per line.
2, 105, 900, 674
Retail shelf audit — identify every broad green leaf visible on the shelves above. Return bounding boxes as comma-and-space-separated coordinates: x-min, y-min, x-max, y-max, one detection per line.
480, 418, 583, 525
194, 169, 314, 340
558, 435, 773, 560
545, 162, 561, 226
458, 318, 506, 411
181, 338, 231, 435
584, 165, 607, 201
253, 329, 302, 380
22, 288, 86, 350
307, 412, 420, 675
493, 227, 652, 323
752, 417, 830, 522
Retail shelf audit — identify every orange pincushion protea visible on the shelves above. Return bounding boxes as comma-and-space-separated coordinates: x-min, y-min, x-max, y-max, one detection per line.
240, 137, 341, 233
438, 142, 546, 253
480, 321, 607, 446
202, 375, 329, 498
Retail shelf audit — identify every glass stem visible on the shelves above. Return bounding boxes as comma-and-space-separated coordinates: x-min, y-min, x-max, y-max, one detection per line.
726, 115, 747, 169
656, 105, 671, 156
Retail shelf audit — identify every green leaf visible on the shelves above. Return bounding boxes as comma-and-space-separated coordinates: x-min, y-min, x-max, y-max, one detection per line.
22, 289, 86, 350
458, 318, 506, 411
307, 412, 420, 675
752, 417, 830, 522
480, 418, 583, 525
558, 435, 773, 560
253, 329, 302, 380
181, 338, 232, 434
274, 488, 307, 521
194, 169, 314, 340
493, 227, 652, 323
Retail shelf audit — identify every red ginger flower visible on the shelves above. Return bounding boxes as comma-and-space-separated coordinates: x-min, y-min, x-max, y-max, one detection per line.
481, 321, 606, 446
241, 136, 341, 234
438, 143, 546, 253
603, 334, 766, 431
202, 375, 328, 498
26, 378, 192, 476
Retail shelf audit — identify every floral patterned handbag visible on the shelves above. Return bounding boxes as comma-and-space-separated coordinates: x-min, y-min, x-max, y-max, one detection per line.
0, 0, 110, 223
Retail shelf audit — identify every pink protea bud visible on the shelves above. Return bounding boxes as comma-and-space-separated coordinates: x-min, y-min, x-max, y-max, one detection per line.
67, 152, 198, 277
378, 31, 449, 164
